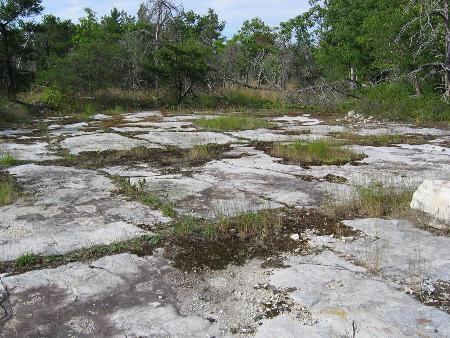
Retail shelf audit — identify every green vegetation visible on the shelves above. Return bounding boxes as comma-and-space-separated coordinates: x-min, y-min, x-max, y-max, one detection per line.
327, 182, 415, 219
15, 253, 38, 267
270, 140, 366, 166
195, 116, 274, 131
186, 144, 226, 162
338, 84, 450, 124
354, 183, 414, 218
2, 0, 450, 124
0, 172, 19, 206
330, 131, 434, 146
0, 154, 19, 167
171, 209, 283, 241
1, 235, 162, 274
115, 177, 176, 218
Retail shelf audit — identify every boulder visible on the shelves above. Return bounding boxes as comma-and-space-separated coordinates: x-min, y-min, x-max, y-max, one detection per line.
411, 180, 450, 229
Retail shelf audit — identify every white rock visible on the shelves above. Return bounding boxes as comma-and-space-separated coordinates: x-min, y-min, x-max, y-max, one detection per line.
411, 180, 450, 228
290, 234, 300, 241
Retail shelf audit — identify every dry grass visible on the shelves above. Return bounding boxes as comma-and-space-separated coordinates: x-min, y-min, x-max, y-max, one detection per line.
270, 140, 366, 166
186, 144, 223, 162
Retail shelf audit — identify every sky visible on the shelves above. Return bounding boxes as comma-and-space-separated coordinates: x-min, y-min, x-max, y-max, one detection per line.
41, 0, 311, 37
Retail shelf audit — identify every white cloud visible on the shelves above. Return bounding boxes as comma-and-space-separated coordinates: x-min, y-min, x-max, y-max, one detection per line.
41, 0, 310, 36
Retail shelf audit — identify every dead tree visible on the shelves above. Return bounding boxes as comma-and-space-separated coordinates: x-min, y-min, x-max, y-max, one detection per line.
401, 0, 450, 96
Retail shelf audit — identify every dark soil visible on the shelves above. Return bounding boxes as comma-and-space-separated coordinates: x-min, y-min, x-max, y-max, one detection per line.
166, 208, 359, 272
45, 144, 234, 171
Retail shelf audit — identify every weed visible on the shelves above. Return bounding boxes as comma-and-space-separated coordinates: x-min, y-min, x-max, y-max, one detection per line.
172, 215, 216, 238
329, 132, 433, 146
0, 154, 19, 167
1, 235, 162, 274
114, 177, 177, 217
0, 171, 19, 206
82, 103, 96, 119
269, 140, 366, 166
355, 183, 414, 217
15, 253, 38, 267
195, 116, 275, 131
186, 144, 223, 162
327, 182, 415, 219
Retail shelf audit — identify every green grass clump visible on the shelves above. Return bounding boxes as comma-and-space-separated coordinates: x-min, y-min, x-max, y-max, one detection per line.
186, 144, 223, 162
330, 132, 432, 146
172, 215, 217, 238
271, 140, 365, 166
0, 172, 19, 206
15, 253, 38, 267
0, 154, 19, 167
195, 116, 274, 131
217, 209, 283, 240
354, 183, 414, 217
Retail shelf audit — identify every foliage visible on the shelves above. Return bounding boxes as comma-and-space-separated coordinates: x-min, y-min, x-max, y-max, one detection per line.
0, 0, 43, 96
346, 83, 450, 123
41, 86, 67, 109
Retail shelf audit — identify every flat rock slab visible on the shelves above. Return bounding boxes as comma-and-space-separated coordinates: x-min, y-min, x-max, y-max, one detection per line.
120, 154, 324, 218
135, 131, 237, 148
263, 251, 450, 337
0, 142, 59, 161
122, 111, 162, 122
0, 164, 169, 261
0, 253, 223, 337
322, 218, 450, 282
271, 114, 322, 126
229, 129, 324, 142
60, 133, 160, 155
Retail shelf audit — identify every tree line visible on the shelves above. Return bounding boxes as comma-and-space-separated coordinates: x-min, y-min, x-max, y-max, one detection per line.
1, 0, 450, 104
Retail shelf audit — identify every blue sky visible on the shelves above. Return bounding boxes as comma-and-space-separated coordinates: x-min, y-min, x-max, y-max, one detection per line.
41, 0, 311, 37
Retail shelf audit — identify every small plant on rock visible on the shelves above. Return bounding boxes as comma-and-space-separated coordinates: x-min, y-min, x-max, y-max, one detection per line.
16, 253, 38, 267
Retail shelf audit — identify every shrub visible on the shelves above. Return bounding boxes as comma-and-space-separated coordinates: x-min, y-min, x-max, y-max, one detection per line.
42, 86, 67, 110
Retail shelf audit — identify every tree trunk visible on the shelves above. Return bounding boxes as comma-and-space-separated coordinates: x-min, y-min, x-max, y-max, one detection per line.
412, 75, 421, 96
350, 67, 357, 90
445, 0, 450, 96
0, 26, 16, 98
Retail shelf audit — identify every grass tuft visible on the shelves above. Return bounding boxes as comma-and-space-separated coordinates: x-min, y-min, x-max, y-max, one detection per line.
15, 253, 38, 267
195, 116, 274, 131
0, 154, 20, 167
270, 140, 366, 166
114, 177, 176, 218
354, 183, 414, 217
186, 144, 223, 162
0, 171, 19, 206
329, 132, 433, 146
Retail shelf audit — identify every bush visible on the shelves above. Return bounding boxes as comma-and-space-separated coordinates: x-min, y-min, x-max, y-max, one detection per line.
346, 83, 450, 123
42, 86, 67, 110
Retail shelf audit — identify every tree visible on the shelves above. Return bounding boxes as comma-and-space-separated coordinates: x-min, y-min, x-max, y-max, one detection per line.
0, 0, 43, 96
148, 39, 211, 102
34, 15, 75, 70
402, 0, 450, 96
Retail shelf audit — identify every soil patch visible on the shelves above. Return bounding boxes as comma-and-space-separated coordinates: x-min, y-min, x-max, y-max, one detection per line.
166, 208, 359, 272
